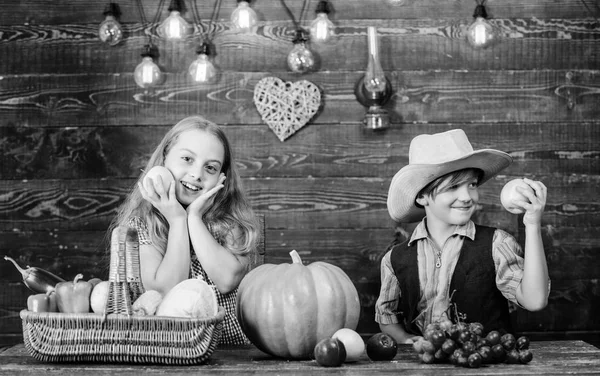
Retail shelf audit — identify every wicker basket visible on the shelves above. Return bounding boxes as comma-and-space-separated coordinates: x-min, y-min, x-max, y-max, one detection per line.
20, 226, 225, 364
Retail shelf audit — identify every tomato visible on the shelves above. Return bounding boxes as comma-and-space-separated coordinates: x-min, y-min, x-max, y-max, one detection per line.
365, 333, 398, 361
314, 338, 346, 367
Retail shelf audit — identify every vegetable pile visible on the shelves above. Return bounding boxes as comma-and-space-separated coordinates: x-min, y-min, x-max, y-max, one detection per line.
6, 256, 216, 319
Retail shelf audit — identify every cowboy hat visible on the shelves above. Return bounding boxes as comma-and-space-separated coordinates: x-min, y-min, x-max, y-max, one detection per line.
387, 129, 512, 223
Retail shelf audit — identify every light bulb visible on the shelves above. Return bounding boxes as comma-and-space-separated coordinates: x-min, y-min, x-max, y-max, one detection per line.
158, 11, 192, 39
231, 0, 258, 31
99, 15, 123, 46
189, 44, 218, 84
364, 27, 387, 93
466, 4, 497, 49
287, 30, 315, 73
309, 1, 335, 43
98, 3, 123, 46
466, 17, 496, 48
310, 14, 335, 43
134, 47, 163, 89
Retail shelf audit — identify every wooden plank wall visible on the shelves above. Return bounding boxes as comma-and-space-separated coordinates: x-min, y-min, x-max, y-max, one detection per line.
1, 0, 599, 345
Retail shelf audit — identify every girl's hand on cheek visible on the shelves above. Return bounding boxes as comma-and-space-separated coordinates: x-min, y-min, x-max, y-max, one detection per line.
186, 173, 226, 218
520, 178, 547, 227
138, 178, 186, 223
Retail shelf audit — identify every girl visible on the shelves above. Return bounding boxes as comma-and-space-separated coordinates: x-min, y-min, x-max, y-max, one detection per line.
110, 115, 260, 345
376, 129, 549, 344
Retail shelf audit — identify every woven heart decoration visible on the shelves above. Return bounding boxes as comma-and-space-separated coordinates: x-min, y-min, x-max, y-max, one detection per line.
253, 77, 321, 142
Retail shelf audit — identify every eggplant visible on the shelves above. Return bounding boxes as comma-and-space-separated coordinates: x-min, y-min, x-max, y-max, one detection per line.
4, 256, 65, 293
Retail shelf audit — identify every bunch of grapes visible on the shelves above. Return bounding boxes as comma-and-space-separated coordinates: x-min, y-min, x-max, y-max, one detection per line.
412, 319, 533, 368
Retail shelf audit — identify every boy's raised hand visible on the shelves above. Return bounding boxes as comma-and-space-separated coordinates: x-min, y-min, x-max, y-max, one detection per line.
518, 178, 547, 226
186, 173, 226, 218
138, 175, 186, 224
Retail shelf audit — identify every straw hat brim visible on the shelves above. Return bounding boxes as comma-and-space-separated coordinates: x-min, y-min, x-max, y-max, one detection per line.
387, 149, 512, 223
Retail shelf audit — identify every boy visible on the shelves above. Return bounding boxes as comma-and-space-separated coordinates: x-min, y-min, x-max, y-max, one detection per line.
376, 129, 549, 344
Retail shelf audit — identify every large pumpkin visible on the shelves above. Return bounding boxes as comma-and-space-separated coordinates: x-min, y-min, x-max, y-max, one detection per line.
236, 250, 360, 359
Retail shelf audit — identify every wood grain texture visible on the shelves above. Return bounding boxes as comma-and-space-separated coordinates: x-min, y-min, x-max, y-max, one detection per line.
0, 71, 599, 127
1, 175, 598, 231
0, 0, 599, 342
0, 0, 596, 25
1, 123, 598, 179
1, 19, 599, 74
1, 341, 599, 375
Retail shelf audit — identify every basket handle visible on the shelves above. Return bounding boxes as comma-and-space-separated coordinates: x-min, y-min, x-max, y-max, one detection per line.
105, 226, 144, 316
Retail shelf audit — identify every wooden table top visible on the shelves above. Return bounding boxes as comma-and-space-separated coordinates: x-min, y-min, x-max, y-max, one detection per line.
1, 340, 599, 375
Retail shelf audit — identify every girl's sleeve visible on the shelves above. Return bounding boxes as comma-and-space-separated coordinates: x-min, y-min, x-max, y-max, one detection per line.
127, 216, 152, 245
375, 250, 402, 325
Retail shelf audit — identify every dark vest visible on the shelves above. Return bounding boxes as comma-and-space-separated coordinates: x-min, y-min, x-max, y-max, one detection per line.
390, 225, 512, 335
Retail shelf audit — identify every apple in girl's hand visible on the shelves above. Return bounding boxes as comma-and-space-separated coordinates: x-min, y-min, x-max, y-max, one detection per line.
143, 166, 175, 193
500, 178, 534, 214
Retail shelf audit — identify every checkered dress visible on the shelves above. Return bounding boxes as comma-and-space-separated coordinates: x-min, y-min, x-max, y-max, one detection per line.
128, 217, 249, 345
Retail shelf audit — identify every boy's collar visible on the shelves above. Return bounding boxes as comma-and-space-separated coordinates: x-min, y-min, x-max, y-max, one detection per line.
408, 219, 476, 246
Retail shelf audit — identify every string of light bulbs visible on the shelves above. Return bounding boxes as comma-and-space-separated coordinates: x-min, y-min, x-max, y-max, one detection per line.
188, 0, 223, 84
280, 0, 316, 73
310, 1, 335, 44
231, 0, 258, 31
107, 0, 518, 89
98, 2, 123, 46
133, 0, 166, 89
465, 0, 498, 49
158, 0, 193, 39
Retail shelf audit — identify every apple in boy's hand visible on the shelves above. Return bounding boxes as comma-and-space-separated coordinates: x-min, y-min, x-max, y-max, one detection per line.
500, 179, 534, 214
143, 166, 175, 193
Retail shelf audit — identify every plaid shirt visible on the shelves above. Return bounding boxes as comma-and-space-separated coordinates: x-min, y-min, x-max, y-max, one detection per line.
375, 219, 540, 332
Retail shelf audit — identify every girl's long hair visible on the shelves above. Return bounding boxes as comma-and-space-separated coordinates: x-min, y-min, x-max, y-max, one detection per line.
108, 116, 260, 256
